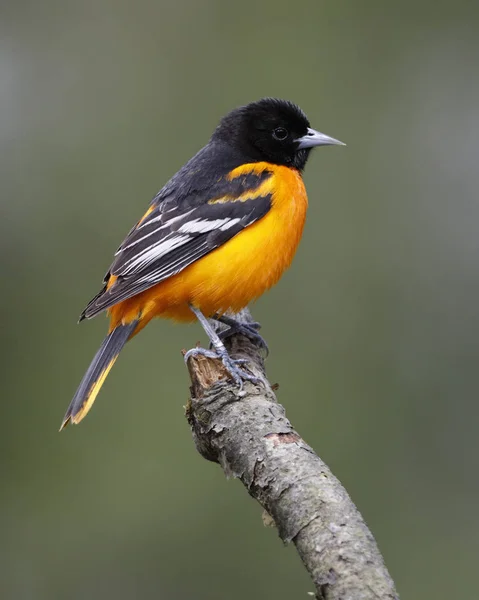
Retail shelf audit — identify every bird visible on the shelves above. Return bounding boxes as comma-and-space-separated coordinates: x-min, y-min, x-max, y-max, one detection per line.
60, 98, 344, 430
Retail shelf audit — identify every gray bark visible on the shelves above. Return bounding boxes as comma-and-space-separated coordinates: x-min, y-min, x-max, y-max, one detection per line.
185, 308, 399, 600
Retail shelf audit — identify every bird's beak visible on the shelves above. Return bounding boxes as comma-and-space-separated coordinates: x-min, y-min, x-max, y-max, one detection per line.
296, 127, 345, 149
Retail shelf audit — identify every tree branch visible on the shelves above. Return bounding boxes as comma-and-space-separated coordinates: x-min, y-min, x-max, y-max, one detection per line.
185, 308, 399, 600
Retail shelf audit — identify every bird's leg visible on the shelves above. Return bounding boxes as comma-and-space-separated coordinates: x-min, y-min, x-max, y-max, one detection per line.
211, 314, 269, 356
184, 305, 262, 389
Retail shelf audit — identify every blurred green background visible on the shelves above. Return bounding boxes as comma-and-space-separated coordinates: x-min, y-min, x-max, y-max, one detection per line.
2, 1, 478, 598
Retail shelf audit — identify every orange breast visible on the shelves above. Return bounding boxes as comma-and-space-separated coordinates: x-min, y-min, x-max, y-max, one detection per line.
109, 164, 308, 327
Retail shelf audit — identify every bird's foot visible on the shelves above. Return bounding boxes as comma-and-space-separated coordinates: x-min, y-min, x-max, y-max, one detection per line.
215, 317, 269, 356
184, 346, 262, 391
184, 347, 218, 362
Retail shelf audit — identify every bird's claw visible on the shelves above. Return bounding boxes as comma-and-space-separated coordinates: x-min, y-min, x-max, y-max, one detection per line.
218, 321, 269, 356
184, 346, 262, 390
184, 347, 218, 362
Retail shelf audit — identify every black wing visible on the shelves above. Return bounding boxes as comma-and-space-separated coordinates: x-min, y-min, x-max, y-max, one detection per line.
81, 142, 273, 319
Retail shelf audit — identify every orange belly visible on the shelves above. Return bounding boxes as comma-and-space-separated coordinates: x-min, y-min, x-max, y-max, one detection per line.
108, 164, 308, 329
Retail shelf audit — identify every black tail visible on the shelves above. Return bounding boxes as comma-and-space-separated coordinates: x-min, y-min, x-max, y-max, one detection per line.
60, 320, 138, 430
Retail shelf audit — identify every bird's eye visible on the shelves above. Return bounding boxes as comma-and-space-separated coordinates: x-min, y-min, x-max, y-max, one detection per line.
272, 127, 288, 141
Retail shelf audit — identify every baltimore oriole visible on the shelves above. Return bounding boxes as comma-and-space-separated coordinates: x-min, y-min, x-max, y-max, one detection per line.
61, 98, 344, 430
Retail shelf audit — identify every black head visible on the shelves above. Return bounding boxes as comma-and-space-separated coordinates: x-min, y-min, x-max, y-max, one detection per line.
212, 98, 344, 171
